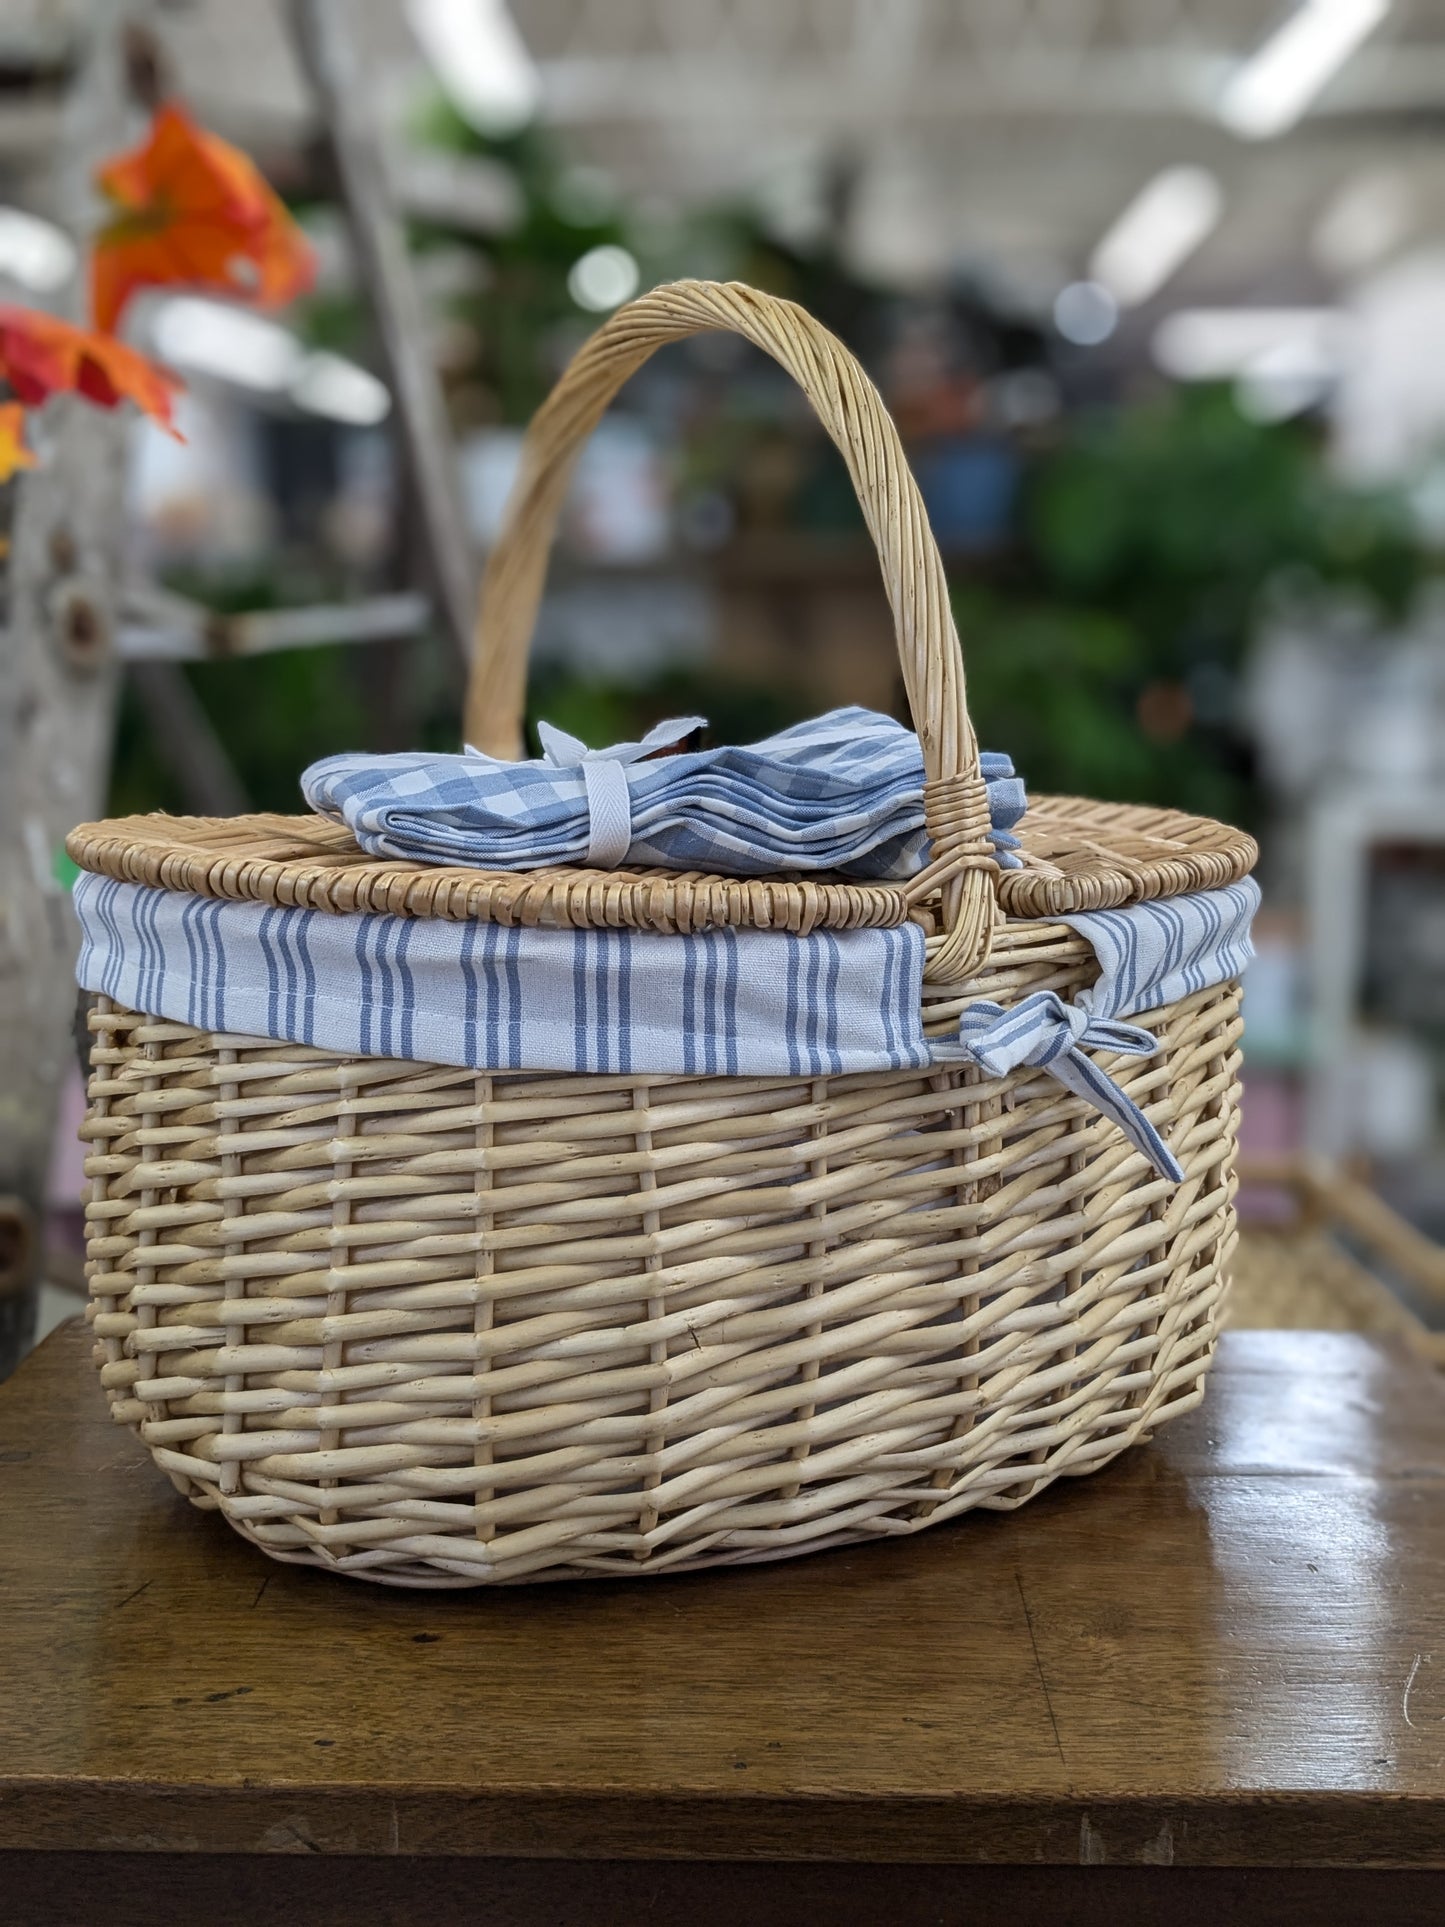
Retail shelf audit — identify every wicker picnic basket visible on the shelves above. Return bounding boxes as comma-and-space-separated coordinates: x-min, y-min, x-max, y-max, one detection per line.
73, 281, 1254, 1587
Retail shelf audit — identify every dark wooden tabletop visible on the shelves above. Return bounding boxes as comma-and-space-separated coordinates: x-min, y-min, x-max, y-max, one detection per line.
3, 1319, 1445, 1923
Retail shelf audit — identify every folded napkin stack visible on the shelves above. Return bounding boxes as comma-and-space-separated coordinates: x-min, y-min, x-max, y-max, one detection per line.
302, 706, 1026, 881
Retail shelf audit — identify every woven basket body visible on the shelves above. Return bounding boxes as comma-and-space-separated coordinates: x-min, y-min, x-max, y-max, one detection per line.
75, 282, 1250, 1586
82, 948, 1242, 1588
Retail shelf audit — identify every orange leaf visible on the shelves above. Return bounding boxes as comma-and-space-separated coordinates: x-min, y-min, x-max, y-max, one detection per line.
0, 305, 182, 436
0, 401, 37, 481
92, 103, 315, 334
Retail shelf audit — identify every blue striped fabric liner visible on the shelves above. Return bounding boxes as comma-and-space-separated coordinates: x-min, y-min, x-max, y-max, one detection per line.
946, 878, 1259, 1180
73, 874, 1255, 1179
73, 873, 933, 1079
1062, 878, 1260, 1021
301, 705, 1027, 881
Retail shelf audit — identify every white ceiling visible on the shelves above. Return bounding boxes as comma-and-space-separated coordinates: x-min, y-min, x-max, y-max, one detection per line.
11, 1, 1445, 317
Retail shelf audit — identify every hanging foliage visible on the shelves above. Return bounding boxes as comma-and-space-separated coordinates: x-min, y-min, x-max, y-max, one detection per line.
0, 401, 38, 481
91, 102, 315, 334
0, 305, 181, 433
0, 102, 316, 467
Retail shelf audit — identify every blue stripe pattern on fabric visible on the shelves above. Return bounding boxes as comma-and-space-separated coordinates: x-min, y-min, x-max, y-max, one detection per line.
72, 873, 1254, 1180
302, 705, 1027, 881
933, 882, 1259, 1183
1063, 880, 1259, 1021
206, 897, 227, 1030
933, 993, 1186, 1183
72, 873, 935, 1080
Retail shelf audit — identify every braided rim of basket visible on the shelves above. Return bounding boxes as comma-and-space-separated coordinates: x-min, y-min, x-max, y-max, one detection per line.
466, 279, 996, 985
64, 796, 1256, 935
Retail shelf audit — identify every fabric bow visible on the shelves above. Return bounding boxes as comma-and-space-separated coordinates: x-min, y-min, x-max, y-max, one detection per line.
933, 989, 1184, 1182
467, 715, 706, 868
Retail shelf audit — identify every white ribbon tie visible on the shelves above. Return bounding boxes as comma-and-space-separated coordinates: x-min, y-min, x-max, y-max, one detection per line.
534, 716, 706, 868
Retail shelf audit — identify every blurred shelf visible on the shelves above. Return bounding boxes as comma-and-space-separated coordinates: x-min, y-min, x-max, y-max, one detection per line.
544, 529, 1011, 588
119, 584, 432, 661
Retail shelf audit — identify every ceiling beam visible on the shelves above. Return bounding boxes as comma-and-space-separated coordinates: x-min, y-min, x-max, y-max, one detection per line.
536, 46, 1445, 125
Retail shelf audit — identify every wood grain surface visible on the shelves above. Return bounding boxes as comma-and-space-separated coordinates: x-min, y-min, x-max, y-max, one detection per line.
2, 1321, 1444, 1874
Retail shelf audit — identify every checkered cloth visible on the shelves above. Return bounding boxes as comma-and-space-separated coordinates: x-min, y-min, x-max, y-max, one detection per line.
301, 706, 1026, 880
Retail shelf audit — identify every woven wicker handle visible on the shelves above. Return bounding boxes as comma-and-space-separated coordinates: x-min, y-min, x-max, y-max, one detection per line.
465, 278, 996, 984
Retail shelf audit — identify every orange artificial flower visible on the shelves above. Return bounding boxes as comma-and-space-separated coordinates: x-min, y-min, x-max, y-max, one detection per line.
92, 102, 315, 334
0, 401, 37, 481
0, 305, 182, 435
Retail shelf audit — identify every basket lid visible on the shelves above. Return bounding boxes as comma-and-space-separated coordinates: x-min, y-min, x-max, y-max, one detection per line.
65, 796, 1256, 936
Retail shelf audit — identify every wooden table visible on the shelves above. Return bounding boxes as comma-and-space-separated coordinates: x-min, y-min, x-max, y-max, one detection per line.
3, 1321, 1444, 1925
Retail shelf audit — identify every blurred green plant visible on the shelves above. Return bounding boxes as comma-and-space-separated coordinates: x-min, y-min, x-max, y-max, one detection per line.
111, 646, 368, 818
109, 566, 461, 818
412, 100, 630, 425
958, 384, 1424, 824
522, 662, 809, 759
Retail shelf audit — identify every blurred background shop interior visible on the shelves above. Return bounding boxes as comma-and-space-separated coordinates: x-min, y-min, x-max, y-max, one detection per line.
9, 0, 1445, 1328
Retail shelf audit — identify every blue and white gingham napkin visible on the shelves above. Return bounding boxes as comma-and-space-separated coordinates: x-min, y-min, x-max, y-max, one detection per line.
301, 706, 1026, 881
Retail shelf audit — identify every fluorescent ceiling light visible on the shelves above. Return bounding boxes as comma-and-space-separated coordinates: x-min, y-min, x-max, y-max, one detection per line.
151, 298, 391, 426
568, 245, 640, 313
1053, 280, 1119, 346
1218, 0, 1391, 141
0, 206, 74, 291
1153, 307, 1354, 381
407, 0, 540, 138
151, 298, 303, 391
290, 351, 391, 427
1089, 167, 1222, 308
